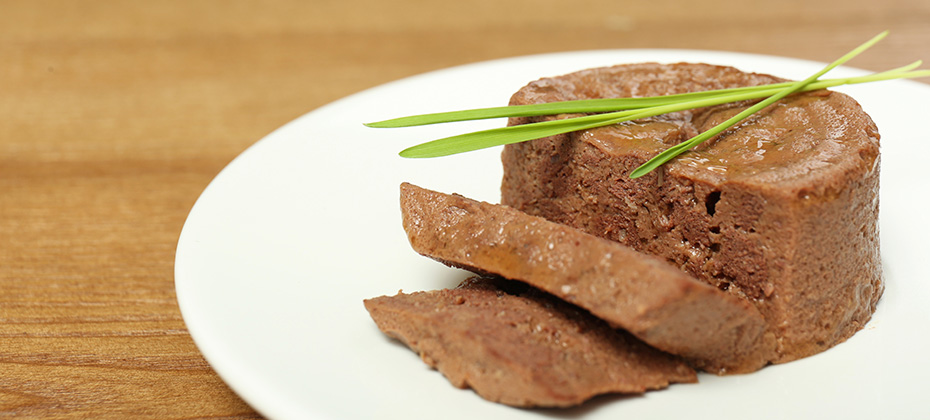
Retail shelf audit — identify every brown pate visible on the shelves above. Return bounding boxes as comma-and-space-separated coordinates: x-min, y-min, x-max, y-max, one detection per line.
364, 276, 696, 407
501, 62, 883, 365
400, 182, 776, 373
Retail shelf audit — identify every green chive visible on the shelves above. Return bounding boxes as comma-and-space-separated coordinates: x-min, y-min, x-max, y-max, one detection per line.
367, 32, 928, 177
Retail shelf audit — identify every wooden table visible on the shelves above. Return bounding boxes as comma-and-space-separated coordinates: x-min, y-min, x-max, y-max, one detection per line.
2, 0, 927, 417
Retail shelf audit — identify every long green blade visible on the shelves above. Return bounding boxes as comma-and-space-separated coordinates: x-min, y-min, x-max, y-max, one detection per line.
399, 62, 930, 159
368, 55, 918, 129
398, 67, 928, 159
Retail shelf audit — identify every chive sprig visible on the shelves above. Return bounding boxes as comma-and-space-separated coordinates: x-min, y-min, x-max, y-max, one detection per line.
366, 31, 929, 178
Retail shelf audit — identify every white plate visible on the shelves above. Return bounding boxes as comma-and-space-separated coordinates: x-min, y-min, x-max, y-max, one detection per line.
175, 50, 930, 420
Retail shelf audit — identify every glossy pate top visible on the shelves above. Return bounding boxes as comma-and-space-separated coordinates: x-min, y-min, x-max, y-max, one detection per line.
509, 63, 881, 190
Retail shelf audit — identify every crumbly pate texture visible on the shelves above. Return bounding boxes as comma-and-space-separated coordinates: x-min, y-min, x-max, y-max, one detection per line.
501, 62, 883, 364
364, 276, 696, 408
400, 182, 775, 374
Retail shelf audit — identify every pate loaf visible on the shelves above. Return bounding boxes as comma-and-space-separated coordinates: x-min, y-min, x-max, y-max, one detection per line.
501, 62, 883, 365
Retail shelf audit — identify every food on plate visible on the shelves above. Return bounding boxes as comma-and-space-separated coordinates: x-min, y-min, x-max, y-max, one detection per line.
399, 182, 774, 373
501, 62, 883, 364
364, 41, 903, 405
364, 276, 696, 408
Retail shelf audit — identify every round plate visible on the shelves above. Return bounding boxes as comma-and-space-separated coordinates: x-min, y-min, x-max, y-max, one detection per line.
175, 50, 930, 420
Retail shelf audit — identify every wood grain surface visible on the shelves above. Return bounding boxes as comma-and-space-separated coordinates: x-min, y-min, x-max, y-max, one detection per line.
2, 0, 928, 418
